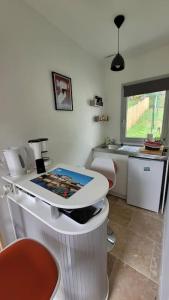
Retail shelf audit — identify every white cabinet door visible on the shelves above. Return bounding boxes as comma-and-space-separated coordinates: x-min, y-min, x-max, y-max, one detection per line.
93, 151, 128, 198
127, 157, 164, 212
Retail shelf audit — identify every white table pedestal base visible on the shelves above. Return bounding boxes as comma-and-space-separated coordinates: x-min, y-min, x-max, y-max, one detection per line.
8, 198, 109, 300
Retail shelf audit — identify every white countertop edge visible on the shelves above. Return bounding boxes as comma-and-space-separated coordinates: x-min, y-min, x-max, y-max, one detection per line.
7, 193, 109, 235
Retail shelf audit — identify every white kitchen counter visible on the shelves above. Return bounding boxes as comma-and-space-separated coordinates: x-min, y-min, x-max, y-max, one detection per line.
93, 145, 168, 199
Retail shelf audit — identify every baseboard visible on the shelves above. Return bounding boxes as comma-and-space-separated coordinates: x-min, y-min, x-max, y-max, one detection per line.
108, 190, 126, 200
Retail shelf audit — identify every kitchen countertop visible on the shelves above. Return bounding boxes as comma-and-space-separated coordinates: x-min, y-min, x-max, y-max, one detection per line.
93, 144, 168, 161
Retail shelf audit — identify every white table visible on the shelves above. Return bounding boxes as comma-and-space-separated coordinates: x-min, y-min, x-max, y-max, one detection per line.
3, 164, 109, 300
3, 163, 108, 209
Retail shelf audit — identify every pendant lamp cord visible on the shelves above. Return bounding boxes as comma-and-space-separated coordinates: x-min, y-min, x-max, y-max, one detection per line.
118, 28, 119, 54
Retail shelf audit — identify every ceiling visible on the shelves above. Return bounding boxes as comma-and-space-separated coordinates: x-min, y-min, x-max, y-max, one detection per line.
23, 0, 169, 59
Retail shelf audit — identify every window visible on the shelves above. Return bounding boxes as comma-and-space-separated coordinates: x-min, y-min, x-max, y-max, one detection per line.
126, 91, 166, 139
121, 77, 169, 144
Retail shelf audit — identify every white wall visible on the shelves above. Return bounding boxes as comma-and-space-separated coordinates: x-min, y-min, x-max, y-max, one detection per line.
104, 44, 169, 143
160, 183, 169, 300
0, 0, 105, 167
0, 0, 105, 244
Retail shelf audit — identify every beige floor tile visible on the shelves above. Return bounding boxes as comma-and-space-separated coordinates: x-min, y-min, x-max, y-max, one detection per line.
107, 196, 162, 298
0, 236, 2, 251
108, 195, 127, 208
150, 242, 162, 284
108, 256, 158, 300
135, 208, 164, 222
108, 195, 135, 214
108, 194, 163, 222
107, 252, 116, 277
108, 220, 154, 278
121, 230, 154, 278
108, 202, 134, 227
108, 221, 128, 259
128, 210, 163, 243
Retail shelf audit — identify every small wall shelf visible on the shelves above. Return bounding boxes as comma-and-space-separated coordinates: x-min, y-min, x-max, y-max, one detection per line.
90, 97, 103, 107
94, 115, 109, 122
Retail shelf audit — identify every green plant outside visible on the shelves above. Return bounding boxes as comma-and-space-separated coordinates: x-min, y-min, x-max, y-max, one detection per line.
126, 107, 164, 139
126, 91, 165, 139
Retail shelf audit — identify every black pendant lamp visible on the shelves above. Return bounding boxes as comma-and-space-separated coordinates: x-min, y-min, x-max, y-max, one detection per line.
111, 15, 125, 71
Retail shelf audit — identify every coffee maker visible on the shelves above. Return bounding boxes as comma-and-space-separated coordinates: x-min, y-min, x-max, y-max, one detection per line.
28, 138, 50, 173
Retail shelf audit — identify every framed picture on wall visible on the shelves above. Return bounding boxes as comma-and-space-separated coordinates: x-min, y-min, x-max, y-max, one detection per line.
52, 71, 73, 111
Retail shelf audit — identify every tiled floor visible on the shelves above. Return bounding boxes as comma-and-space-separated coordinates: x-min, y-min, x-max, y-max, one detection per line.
0, 236, 2, 251
107, 195, 163, 300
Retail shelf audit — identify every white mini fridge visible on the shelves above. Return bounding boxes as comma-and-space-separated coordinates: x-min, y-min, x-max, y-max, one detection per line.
127, 156, 165, 212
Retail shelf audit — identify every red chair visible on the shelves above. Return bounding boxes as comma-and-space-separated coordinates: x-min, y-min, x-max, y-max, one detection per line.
0, 238, 60, 300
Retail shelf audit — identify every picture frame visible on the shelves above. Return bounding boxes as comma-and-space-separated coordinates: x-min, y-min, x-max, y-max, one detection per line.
52, 71, 73, 111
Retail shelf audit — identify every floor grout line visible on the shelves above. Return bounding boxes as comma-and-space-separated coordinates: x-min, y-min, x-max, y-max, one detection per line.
149, 241, 157, 283
109, 227, 161, 284
108, 196, 161, 299
108, 196, 164, 222
109, 252, 159, 285
108, 199, 162, 286
110, 217, 162, 245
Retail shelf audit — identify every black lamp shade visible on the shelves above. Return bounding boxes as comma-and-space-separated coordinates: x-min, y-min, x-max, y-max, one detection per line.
111, 53, 125, 71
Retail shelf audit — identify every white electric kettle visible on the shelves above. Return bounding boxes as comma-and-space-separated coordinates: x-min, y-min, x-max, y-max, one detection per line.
3, 147, 29, 177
